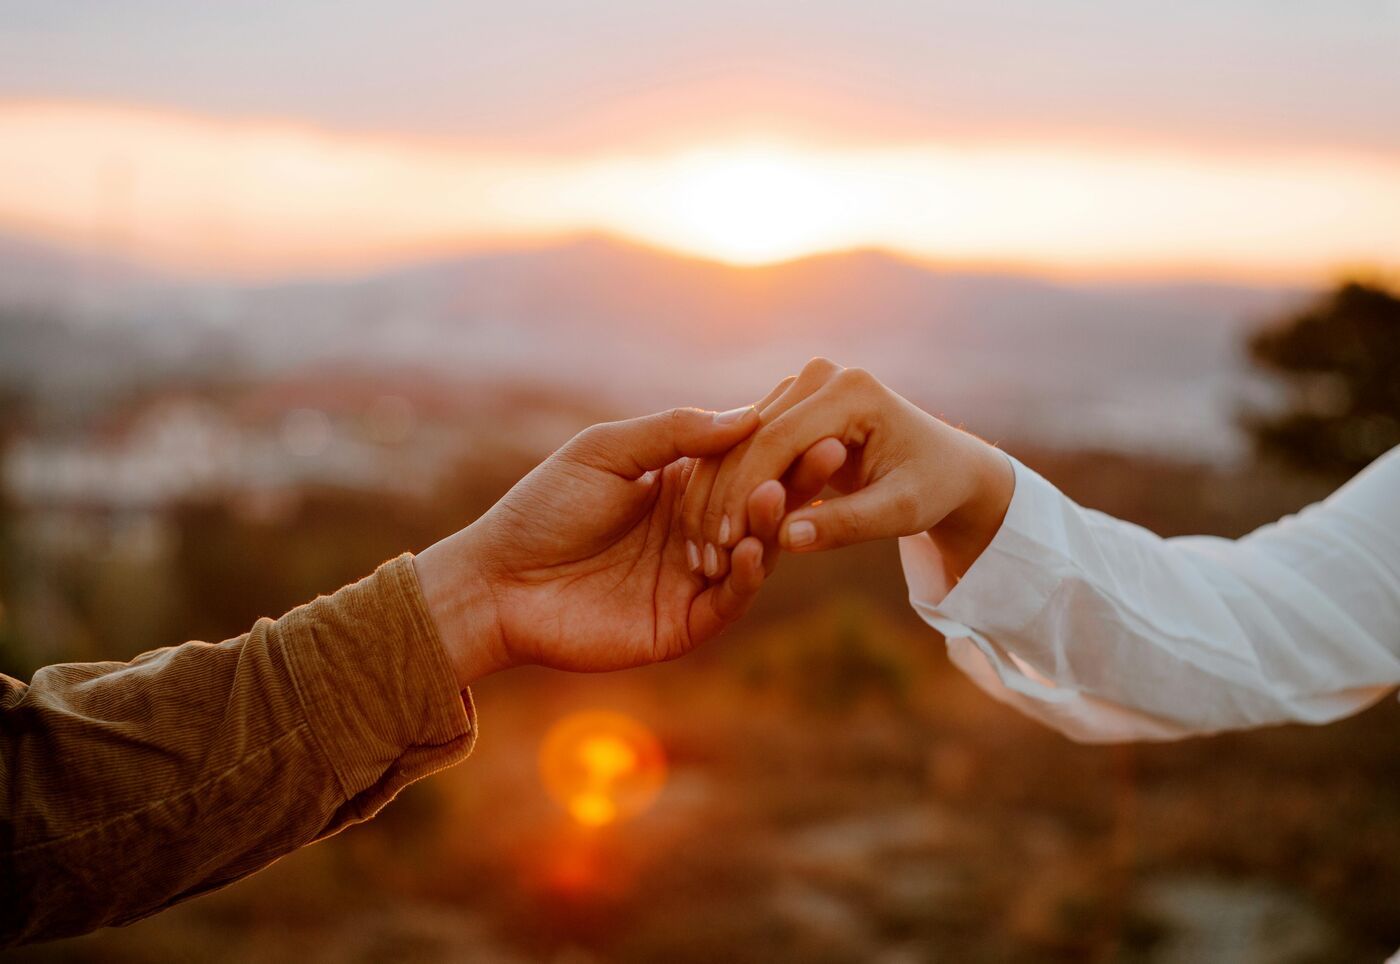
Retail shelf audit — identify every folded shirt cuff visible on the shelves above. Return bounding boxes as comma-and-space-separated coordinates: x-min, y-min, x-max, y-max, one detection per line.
898, 461, 1197, 740
900, 454, 1111, 710
278, 553, 476, 802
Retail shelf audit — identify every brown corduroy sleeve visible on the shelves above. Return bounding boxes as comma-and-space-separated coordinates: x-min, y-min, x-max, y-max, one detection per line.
0, 553, 475, 947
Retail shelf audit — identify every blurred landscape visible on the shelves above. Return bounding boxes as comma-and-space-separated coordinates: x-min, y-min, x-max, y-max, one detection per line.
4, 2, 1400, 961
3, 230, 1399, 963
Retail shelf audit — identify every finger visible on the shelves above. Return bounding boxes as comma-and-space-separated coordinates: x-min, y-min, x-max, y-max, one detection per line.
704, 358, 844, 547
685, 376, 794, 578
782, 437, 848, 510
747, 479, 786, 545
680, 455, 722, 574
736, 442, 844, 577
704, 534, 730, 582
712, 371, 875, 542
566, 406, 758, 480
754, 374, 797, 414
747, 480, 787, 574
781, 479, 917, 551
728, 535, 766, 595
687, 536, 766, 643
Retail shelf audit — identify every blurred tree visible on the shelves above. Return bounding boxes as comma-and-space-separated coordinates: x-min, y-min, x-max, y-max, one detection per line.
1245, 280, 1400, 477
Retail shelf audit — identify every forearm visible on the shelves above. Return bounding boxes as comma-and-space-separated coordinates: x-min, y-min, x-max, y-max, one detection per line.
0, 554, 474, 946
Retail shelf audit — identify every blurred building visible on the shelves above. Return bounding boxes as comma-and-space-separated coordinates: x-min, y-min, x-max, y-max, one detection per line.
2, 383, 471, 511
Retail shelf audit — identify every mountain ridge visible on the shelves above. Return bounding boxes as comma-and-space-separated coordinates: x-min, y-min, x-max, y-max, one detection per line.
0, 232, 1311, 461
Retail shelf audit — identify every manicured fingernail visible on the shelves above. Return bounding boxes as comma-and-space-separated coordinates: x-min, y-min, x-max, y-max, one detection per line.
714, 406, 754, 424
703, 543, 719, 577
785, 520, 817, 548
718, 514, 731, 544
686, 540, 701, 572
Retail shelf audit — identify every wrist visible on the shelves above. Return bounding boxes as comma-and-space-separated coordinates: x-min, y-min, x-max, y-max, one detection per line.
926, 435, 1014, 582
412, 528, 511, 689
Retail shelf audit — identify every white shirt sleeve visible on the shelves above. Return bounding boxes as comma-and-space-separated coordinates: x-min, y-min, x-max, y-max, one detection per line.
899, 446, 1400, 743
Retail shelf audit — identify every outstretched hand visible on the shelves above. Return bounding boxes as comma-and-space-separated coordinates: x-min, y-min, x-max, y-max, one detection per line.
684, 358, 1013, 577
414, 405, 840, 687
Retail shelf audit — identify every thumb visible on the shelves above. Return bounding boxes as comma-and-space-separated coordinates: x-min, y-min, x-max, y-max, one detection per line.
779, 483, 911, 551
566, 406, 758, 479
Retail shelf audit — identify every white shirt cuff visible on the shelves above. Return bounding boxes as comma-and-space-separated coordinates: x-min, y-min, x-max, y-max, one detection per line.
899, 456, 1068, 697
899, 454, 1196, 742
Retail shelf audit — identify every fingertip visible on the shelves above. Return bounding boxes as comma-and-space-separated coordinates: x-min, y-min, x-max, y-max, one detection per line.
812, 436, 849, 471
708, 502, 744, 549
712, 405, 758, 432
730, 536, 765, 594
751, 478, 785, 505
781, 517, 819, 551
748, 479, 786, 537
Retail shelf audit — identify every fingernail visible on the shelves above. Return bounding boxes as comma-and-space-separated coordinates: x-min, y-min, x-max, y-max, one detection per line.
704, 543, 719, 577
714, 406, 754, 425
718, 514, 731, 544
686, 540, 701, 572
772, 497, 785, 523
786, 520, 817, 548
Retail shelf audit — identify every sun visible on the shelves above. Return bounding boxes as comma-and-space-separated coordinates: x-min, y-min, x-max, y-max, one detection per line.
653, 147, 861, 265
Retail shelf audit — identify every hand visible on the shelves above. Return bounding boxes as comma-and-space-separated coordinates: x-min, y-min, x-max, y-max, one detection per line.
690, 358, 1014, 574
680, 380, 850, 582
413, 406, 810, 687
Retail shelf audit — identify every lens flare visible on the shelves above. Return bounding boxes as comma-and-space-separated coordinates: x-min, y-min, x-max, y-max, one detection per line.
539, 711, 667, 828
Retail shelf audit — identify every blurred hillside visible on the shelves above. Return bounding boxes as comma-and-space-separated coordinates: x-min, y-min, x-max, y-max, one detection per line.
0, 234, 1306, 460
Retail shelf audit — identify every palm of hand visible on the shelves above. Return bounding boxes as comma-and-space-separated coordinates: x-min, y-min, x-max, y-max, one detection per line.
471, 454, 700, 672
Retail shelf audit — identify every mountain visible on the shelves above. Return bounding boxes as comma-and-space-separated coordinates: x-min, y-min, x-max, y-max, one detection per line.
0, 234, 1310, 460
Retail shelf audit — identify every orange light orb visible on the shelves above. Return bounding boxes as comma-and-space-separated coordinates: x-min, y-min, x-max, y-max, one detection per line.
539, 711, 667, 828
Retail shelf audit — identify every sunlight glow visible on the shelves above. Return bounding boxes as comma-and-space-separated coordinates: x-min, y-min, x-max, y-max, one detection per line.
540, 711, 666, 828
2, 101, 1399, 280
568, 792, 619, 828
657, 149, 856, 264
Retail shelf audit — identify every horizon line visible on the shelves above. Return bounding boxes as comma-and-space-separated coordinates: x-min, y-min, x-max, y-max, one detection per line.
0, 223, 1355, 292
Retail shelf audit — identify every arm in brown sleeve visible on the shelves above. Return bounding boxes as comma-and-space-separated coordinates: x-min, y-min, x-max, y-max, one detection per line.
0, 553, 476, 947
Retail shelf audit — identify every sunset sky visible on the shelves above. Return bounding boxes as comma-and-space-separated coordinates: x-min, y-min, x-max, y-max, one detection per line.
2, 1, 1398, 280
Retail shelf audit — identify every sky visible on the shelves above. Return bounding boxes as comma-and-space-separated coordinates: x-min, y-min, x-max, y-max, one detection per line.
1, 1, 1398, 280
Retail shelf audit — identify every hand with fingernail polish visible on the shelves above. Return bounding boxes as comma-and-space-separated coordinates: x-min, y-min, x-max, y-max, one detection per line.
415, 405, 783, 683
690, 358, 1016, 583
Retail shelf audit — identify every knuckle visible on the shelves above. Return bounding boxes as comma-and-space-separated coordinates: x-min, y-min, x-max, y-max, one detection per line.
747, 434, 791, 476
756, 419, 794, 450
573, 422, 608, 447
667, 406, 692, 434
734, 429, 790, 487
802, 356, 842, 381
565, 423, 609, 459
833, 497, 864, 531
836, 366, 876, 392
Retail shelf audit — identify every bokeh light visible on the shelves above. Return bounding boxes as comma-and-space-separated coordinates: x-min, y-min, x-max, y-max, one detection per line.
539, 711, 667, 828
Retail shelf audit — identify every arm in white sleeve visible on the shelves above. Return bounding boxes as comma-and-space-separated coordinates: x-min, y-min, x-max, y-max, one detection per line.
900, 446, 1400, 743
